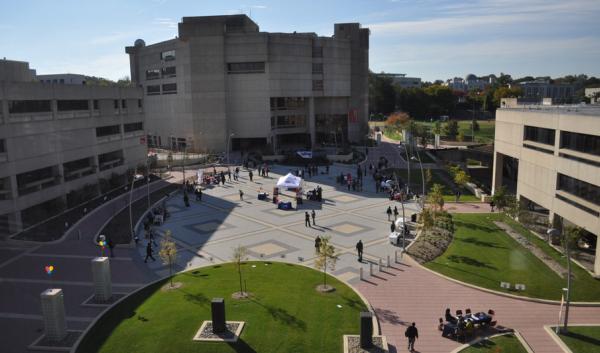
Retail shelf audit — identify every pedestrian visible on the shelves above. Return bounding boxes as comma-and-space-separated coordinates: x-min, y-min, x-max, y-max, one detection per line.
239, 189, 244, 201
455, 190, 461, 202
326, 164, 329, 174
305, 212, 311, 227
405, 322, 419, 351
249, 170, 253, 182
386, 206, 392, 221
356, 240, 363, 262
221, 174, 226, 185
311, 209, 316, 226
390, 221, 396, 234
144, 242, 156, 263
198, 188, 202, 201
490, 201, 495, 212
393, 206, 399, 220
228, 169, 231, 181
107, 238, 115, 258
314, 236, 321, 254
183, 192, 190, 207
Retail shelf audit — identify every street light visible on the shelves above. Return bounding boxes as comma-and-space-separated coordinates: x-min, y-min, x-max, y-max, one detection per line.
548, 226, 571, 333
129, 172, 144, 243
400, 143, 411, 194
411, 151, 425, 209
226, 132, 235, 165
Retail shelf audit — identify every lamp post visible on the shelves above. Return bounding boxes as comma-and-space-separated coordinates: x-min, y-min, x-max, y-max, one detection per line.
548, 226, 571, 333
401, 143, 411, 194
393, 171, 406, 251
146, 152, 150, 210
129, 172, 144, 243
411, 151, 425, 209
226, 132, 235, 165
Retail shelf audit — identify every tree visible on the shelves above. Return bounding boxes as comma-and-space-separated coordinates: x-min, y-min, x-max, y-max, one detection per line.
563, 226, 584, 251
444, 120, 459, 139
232, 245, 248, 296
385, 112, 411, 131
428, 183, 445, 211
159, 230, 178, 288
457, 132, 465, 142
419, 206, 435, 230
493, 86, 522, 107
432, 121, 443, 135
453, 169, 471, 189
369, 73, 396, 114
313, 235, 338, 290
491, 186, 518, 216
472, 120, 480, 132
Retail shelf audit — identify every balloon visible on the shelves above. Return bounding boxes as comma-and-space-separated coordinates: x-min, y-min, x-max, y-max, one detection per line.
45, 265, 54, 275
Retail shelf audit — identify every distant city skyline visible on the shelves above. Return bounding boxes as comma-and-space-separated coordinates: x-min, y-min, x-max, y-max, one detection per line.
2, 0, 599, 82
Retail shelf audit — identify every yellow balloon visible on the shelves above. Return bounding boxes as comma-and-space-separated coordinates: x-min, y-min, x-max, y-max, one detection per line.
49, 266, 54, 271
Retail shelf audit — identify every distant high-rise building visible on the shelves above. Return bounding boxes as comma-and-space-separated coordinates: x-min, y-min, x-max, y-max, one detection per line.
125, 15, 370, 153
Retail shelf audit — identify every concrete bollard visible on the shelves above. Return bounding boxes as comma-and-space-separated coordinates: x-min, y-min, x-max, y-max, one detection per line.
359, 267, 363, 280
369, 262, 374, 276
378, 258, 383, 271
387, 255, 391, 267
40, 289, 67, 342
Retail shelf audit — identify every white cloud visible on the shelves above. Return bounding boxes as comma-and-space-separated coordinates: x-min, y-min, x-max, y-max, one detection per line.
36, 53, 130, 80
250, 5, 267, 9
153, 18, 178, 29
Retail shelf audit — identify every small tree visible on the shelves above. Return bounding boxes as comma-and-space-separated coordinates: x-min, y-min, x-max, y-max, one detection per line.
428, 183, 445, 211
492, 186, 515, 213
313, 236, 338, 289
159, 230, 178, 288
425, 169, 433, 188
472, 120, 480, 132
444, 120, 459, 139
419, 206, 435, 230
453, 169, 471, 189
563, 225, 583, 251
232, 245, 248, 295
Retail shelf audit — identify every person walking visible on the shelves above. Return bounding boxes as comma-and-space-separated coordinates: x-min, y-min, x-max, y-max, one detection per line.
314, 236, 321, 254
239, 189, 244, 201
405, 322, 419, 351
228, 169, 232, 181
390, 221, 396, 234
249, 170, 253, 182
305, 212, 311, 227
356, 240, 363, 262
490, 201, 495, 212
386, 206, 392, 221
144, 242, 156, 263
393, 206, 399, 220
311, 209, 316, 226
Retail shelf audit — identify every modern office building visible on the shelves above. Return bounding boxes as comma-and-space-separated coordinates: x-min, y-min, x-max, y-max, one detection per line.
0, 59, 146, 237
586, 87, 600, 104
377, 73, 422, 89
492, 98, 600, 275
444, 74, 496, 92
37, 74, 88, 85
516, 78, 575, 103
125, 15, 369, 153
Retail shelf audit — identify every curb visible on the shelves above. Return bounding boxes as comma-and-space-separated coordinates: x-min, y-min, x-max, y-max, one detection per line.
544, 323, 600, 353
70, 260, 380, 353
449, 330, 534, 353
412, 255, 600, 306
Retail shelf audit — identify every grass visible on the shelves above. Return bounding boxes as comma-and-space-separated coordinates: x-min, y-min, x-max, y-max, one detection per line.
76, 262, 367, 353
460, 334, 528, 353
425, 213, 600, 301
421, 120, 496, 143
384, 168, 480, 202
557, 326, 600, 353
383, 126, 403, 141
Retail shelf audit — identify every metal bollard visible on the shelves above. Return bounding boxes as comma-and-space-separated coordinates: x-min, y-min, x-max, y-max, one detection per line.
395, 250, 398, 263
387, 255, 391, 267
378, 258, 383, 271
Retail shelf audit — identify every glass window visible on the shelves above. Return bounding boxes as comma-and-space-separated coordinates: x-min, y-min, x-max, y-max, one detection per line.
312, 63, 323, 74
523, 126, 555, 145
8, 100, 52, 114
0, 139, 5, 153
93, 100, 99, 110
96, 124, 121, 137
312, 80, 324, 91
161, 66, 176, 78
162, 83, 177, 94
145, 69, 160, 80
557, 173, 600, 206
560, 131, 600, 156
161, 50, 176, 61
57, 100, 89, 111
121, 99, 127, 109
147, 85, 161, 95
124, 122, 143, 133
227, 62, 265, 74
312, 46, 323, 58
114, 100, 119, 109
138, 99, 143, 108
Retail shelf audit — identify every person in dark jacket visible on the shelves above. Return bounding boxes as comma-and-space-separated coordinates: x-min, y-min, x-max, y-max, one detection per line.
314, 236, 321, 254
356, 240, 363, 262
144, 242, 156, 263
405, 322, 419, 351
305, 212, 311, 227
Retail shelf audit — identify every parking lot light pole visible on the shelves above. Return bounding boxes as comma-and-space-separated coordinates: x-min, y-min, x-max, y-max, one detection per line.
411, 151, 425, 209
129, 172, 144, 242
401, 143, 411, 194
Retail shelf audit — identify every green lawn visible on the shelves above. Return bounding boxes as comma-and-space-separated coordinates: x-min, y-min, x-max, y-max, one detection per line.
461, 334, 528, 353
425, 213, 600, 301
421, 120, 495, 143
385, 168, 479, 202
76, 262, 367, 353
557, 326, 600, 353
383, 126, 403, 141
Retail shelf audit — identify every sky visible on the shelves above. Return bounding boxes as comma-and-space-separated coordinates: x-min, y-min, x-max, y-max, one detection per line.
1, 0, 599, 82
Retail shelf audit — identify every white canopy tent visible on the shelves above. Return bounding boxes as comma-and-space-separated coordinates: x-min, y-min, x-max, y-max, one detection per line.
276, 173, 302, 189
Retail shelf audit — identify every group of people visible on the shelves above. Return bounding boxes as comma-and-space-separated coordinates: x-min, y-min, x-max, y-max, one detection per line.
440, 308, 496, 340
307, 185, 323, 202
338, 172, 363, 192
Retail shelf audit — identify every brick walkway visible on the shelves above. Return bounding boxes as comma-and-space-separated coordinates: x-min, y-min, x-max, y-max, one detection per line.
356, 255, 600, 353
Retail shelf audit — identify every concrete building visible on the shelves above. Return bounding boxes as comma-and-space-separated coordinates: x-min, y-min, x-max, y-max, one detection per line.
516, 78, 575, 103
585, 87, 600, 104
0, 60, 146, 237
377, 73, 422, 89
37, 74, 87, 85
125, 15, 369, 153
493, 98, 600, 275
444, 74, 495, 92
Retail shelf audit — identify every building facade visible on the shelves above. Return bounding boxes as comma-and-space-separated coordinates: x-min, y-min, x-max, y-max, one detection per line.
125, 15, 369, 153
0, 60, 146, 237
492, 98, 600, 275
585, 87, 600, 104
37, 74, 88, 85
377, 73, 422, 89
516, 79, 575, 103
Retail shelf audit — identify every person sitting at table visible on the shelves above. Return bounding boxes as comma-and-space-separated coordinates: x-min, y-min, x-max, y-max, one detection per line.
437, 318, 444, 331
457, 317, 466, 330
445, 308, 457, 324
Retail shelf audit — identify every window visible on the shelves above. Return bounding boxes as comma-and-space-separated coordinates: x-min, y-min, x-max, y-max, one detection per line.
312, 63, 323, 74
121, 99, 127, 109
93, 100, 99, 110
96, 124, 121, 137
161, 66, 176, 78
270, 97, 306, 111
161, 50, 176, 61
124, 122, 143, 133
114, 100, 119, 109
147, 85, 161, 95
57, 99, 89, 111
523, 125, 555, 145
138, 99, 143, 108
312, 80, 324, 91
17, 165, 59, 195
98, 150, 124, 171
560, 131, 600, 156
312, 46, 323, 58
0, 139, 5, 153
8, 100, 52, 114
557, 173, 600, 206
162, 83, 177, 94
227, 62, 265, 74
274, 115, 306, 128
63, 157, 94, 181
145, 69, 160, 80
59, 79, 64, 84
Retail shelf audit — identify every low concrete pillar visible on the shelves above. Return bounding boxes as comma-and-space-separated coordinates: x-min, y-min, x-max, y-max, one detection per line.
359, 267, 363, 280
387, 255, 391, 267
360, 311, 373, 349
378, 258, 383, 271
92, 257, 112, 301
211, 298, 226, 333
369, 262, 374, 276
40, 289, 67, 342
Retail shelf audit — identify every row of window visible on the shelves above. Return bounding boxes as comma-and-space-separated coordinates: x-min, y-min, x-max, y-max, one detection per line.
312, 80, 323, 91
161, 50, 176, 61
147, 83, 177, 95
6, 99, 142, 114
560, 131, 600, 156
145, 66, 176, 80
557, 173, 600, 207
523, 125, 555, 145
270, 115, 306, 129
96, 122, 143, 137
270, 97, 306, 111
227, 62, 265, 74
